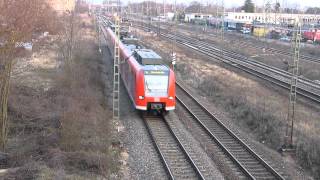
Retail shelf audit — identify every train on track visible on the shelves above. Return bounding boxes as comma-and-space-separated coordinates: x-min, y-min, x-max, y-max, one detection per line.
103, 21, 176, 111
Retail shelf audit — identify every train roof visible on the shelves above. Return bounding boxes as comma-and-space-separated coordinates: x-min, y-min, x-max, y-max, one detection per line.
122, 37, 143, 52
134, 49, 164, 65
136, 49, 161, 59
116, 30, 169, 70
142, 64, 170, 72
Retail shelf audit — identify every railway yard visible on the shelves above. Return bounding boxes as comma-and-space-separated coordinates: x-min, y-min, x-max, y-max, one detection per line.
97, 12, 320, 179
2, 1, 320, 179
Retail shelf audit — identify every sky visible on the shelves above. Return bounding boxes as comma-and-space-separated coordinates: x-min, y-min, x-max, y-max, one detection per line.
90, 0, 320, 9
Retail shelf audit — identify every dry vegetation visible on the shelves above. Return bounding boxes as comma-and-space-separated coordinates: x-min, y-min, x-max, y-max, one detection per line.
177, 52, 320, 180
178, 52, 320, 180
135, 27, 320, 179
0, 6, 119, 179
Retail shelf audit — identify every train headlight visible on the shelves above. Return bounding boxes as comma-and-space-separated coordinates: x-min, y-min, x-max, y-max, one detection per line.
168, 96, 174, 100
138, 96, 144, 100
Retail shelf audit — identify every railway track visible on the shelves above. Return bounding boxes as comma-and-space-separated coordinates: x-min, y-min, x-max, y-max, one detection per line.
176, 82, 285, 180
132, 22, 320, 104
167, 31, 320, 89
143, 114, 205, 180
100, 16, 285, 179
147, 20, 320, 65
236, 40, 320, 64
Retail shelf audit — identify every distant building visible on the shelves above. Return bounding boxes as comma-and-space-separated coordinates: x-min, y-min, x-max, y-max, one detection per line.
47, 0, 75, 13
103, 0, 121, 15
225, 12, 320, 25
184, 13, 212, 22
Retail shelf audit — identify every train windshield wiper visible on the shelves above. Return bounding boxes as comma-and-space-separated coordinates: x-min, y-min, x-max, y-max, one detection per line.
145, 81, 152, 92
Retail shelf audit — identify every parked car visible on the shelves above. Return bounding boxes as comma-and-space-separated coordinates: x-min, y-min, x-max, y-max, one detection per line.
279, 36, 291, 42
241, 28, 251, 34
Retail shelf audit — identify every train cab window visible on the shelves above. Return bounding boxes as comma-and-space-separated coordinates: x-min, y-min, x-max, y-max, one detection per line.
144, 73, 168, 97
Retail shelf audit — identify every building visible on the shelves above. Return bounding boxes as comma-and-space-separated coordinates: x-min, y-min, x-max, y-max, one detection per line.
225, 12, 320, 25
47, 0, 75, 13
103, 0, 121, 14
184, 13, 213, 22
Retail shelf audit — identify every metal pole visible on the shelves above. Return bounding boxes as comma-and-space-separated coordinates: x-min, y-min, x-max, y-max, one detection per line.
98, 8, 102, 53
157, 0, 161, 36
221, 0, 225, 61
285, 18, 301, 149
113, 16, 121, 124
172, 0, 177, 70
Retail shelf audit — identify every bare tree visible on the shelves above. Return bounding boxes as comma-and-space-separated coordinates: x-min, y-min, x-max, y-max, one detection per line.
0, 0, 55, 150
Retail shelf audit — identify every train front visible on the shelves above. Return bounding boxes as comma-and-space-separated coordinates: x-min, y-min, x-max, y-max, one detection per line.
143, 66, 175, 111
134, 49, 175, 112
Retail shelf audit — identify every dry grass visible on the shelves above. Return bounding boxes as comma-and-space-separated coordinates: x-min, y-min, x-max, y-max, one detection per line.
1, 14, 119, 179
177, 61, 320, 179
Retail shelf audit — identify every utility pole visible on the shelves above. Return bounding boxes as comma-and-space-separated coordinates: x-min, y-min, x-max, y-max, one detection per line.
98, 7, 102, 53
172, 0, 177, 70
216, 1, 219, 33
285, 18, 301, 150
264, 0, 272, 51
141, 2, 144, 28
220, 0, 225, 61
148, 0, 151, 31
274, 0, 280, 26
163, 0, 165, 16
113, 4, 121, 125
157, 0, 161, 36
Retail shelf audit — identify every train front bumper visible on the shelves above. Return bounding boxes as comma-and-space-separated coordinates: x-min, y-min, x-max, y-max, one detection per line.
136, 97, 175, 111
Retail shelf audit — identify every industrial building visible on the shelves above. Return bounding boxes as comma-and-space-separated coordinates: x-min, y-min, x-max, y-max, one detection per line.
224, 12, 320, 25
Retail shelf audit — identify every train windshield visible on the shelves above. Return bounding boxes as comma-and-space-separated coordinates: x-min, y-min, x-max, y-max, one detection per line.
144, 75, 168, 97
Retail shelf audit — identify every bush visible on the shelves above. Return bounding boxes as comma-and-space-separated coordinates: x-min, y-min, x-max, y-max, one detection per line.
296, 135, 320, 179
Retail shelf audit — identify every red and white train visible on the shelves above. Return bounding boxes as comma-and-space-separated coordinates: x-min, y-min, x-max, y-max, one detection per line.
102, 23, 176, 111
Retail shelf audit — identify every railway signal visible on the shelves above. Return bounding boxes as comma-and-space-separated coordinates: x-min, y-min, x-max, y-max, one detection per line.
171, 52, 176, 70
